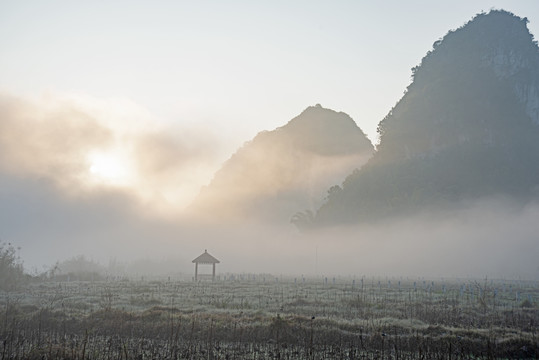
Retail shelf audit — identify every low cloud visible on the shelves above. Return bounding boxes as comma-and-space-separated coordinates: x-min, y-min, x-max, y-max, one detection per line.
303, 197, 539, 279
0, 94, 112, 187
3, 162, 538, 280
0, 92, 222, 213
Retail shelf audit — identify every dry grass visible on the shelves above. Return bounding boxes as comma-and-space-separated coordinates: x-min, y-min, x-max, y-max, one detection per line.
0, 276, 537, 359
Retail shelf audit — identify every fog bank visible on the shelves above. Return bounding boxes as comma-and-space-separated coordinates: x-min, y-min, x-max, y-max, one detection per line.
9, 197, 538, 280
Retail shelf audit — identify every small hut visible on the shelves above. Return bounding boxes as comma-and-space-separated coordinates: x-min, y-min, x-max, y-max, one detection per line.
192, 250, 220, 281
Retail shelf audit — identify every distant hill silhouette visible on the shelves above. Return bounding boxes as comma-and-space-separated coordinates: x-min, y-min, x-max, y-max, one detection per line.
189, 105, 374, 223
300, 10, 539, 227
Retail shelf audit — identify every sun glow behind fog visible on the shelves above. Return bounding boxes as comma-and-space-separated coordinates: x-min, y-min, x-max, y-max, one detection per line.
84, 145, 207, 216
87, 150, 134, 187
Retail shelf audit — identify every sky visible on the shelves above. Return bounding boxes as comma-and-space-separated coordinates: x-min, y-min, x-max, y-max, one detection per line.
2, 1, 539, 141
1, 1, 539, 275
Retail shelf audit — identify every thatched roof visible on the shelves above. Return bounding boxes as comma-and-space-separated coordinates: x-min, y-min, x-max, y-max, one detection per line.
192, 250, 220, 264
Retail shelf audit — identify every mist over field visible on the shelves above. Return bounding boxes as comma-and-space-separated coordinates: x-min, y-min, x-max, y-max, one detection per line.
3, 174, 538, 279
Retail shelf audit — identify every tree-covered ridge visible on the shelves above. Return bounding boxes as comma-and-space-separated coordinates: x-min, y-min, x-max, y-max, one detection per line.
305, 10, 539, 227
190, 105, 374, 223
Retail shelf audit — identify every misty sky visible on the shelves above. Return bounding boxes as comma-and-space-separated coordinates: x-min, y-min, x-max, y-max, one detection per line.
1, 1, 539, 276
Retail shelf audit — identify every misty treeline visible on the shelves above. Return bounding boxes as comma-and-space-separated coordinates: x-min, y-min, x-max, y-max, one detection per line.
0, 244, 123, 289
0, 247, 182, 288
1, 277, 537, 359
0, 242, 27, 291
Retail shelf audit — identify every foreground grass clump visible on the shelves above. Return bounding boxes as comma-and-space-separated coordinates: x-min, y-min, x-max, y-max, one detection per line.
0, 276, 537, 359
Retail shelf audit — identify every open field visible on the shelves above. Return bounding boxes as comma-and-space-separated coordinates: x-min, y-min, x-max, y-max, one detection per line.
1, 275, 538, 359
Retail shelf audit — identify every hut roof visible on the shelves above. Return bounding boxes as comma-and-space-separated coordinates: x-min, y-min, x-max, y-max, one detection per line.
192, 250, 220, 264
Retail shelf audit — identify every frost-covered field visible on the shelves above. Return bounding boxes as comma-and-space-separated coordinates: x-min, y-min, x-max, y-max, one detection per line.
1, 275, 537, 359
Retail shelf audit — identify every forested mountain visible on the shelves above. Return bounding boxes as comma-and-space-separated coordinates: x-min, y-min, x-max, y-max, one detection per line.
190, 105, 374, 223
300, 10, 539, 227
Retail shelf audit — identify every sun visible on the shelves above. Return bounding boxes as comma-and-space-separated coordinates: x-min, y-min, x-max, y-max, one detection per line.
87, 150, 134, 186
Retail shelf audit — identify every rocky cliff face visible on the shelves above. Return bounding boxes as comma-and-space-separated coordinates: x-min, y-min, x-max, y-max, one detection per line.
189, 105, 374, 224
475, 12, 539, 125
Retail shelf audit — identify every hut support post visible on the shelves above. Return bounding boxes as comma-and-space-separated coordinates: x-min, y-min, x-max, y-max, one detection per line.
195, 263, 198, 281
212, 263, 216, 281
